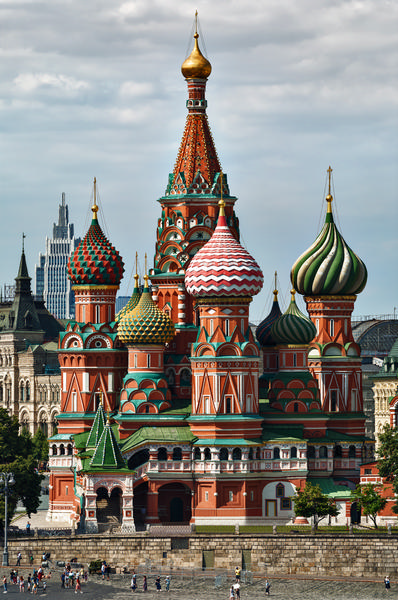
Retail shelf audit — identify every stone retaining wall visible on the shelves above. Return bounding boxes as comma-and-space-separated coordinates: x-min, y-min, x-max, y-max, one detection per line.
8, 534, 398, 578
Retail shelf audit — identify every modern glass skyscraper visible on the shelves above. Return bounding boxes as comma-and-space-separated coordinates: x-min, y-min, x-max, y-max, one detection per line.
35, 193, 80, 319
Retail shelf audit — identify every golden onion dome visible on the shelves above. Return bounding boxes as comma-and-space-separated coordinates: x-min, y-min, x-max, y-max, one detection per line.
181, 32, 212, 80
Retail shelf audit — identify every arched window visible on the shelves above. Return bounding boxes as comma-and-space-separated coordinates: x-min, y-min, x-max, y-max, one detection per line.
67, 444, 73, 456
204, 447, 211, 461
319, 446, 328, 458
273, 447, 280, 460
59, 444, 65, 456
290, 446, 297, 459
219, 447, 228, 461
248, 448, 254, 460
294, 402, 299, 413
349, 445, 356, 458
20, 382, 24, 402
26, 382, 30, 402
276, 483, 285, 498
194, 447, 201, 460
307, 446, 315, 459
172, 447, 182, 461
157, 447, 167, 461
334, 445, 342, 458
233, 448, 242, 461
52, 445, 57, 456
128, 448, 149, 470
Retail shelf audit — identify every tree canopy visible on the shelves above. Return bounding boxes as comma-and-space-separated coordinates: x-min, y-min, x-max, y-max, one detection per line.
293, 482, 339, 529
352, 483, 387, 528
0, 408, 43, 528
377, 424, 398, 513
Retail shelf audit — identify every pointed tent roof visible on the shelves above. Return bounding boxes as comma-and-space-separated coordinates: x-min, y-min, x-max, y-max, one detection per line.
10, 246, 42, 333
165, 22, 226, 197
90, 419, 126, 469
86, 402, 106, 448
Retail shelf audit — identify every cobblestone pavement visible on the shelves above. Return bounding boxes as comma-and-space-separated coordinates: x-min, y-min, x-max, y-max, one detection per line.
1, 570, 395, 600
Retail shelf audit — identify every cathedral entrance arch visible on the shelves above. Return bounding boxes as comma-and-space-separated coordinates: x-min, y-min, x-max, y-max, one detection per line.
133, 482, 148, 529
158, 482, 191, 523
96, 486, 122, 525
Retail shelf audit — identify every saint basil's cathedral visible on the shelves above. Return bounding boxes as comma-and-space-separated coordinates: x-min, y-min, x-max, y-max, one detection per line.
48, 24, 371, 532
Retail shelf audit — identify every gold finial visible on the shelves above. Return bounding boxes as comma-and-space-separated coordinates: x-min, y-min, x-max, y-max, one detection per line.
218, 172, 225, 216
22, 232, 26, 253
92, 177, 99, 219
326, 166, 333, 213
98, 388, 103, 406
143, 253, 149, 287
273, 271, 278, 301
106, 410, 110, 425
181, 13, 212, 79
290, 288, 296, 302
134, 252, 139, 286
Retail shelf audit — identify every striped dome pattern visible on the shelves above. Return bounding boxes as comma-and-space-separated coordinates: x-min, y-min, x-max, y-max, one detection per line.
117, 280, 175, 345
115, 276, 141, 323
256, 295, 282, 346
68, 217, 124, 286
185, 207, 263, 297
271, 292, 316, 345
291, 208, 367, 296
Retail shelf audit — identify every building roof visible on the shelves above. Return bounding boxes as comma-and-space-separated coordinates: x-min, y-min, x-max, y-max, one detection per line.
120, 426, 196, 453
271, 290, 316, 345
291, 176, 367, 296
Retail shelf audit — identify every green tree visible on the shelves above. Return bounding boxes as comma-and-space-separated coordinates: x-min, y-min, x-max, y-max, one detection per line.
293, 482, 339, 530
352, 483, 387, 528
32, 429, 49, 463
0, 408, 43, 528
377, 424, 398, 513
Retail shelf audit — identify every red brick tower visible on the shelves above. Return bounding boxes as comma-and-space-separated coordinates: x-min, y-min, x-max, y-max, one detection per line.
150, 20, 239, 400
291, 167, 368, 437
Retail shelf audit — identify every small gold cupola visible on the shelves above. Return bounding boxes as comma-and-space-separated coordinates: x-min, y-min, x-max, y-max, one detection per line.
181, 12, 212, 80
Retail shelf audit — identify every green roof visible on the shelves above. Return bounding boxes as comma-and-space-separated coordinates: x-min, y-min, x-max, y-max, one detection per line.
308, 477, 353, 499
261, 425, 305, 442
48, 433, 73, 441
86, 404, 106, 448
121, 426, 196, 453
90, 422, 126, 469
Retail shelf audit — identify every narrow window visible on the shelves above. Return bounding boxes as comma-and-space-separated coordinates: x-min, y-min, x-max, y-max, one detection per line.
293, 353, 297, 367
331, 390, 337, 412
250, 491, 254, 502
330, 319, 334, 337
210, 319, 214, 335
225, 319, 229, 336
226, 397, 231, 414
205, 491, 209, 502
147, 354, 150, 368
229, 490, 233, 502
95, 305, 100, 323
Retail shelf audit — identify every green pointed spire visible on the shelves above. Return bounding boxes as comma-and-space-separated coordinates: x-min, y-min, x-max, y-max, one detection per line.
86, 401, 106, 448
90, 418, 125, 469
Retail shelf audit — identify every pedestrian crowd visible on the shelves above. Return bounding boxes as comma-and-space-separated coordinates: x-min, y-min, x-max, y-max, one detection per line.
129, 571, 171, 592
60, 563, 88, 593
2, 565, 51, 594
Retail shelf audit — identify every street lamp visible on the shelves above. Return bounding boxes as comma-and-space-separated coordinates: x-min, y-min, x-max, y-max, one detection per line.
1, 472, 15, 566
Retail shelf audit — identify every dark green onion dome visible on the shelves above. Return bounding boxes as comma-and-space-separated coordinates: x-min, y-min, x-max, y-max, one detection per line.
256, 288, 282, 346
117, 276, 175, 345
271, 290, 316, 345
68, 202, 124, 286
290, 193, 367, 296
115, 274, 141, 323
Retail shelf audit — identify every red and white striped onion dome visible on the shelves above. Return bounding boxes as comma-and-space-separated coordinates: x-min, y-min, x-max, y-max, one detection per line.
185, 200, 263, 297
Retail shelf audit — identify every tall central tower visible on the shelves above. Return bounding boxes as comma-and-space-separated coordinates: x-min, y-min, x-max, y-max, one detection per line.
150, 20, 239, 399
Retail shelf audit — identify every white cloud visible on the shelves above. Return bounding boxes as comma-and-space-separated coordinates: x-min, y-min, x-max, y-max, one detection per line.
13, 73, 89, 94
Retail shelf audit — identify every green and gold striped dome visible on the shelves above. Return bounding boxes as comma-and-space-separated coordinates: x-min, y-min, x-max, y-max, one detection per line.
117, 277, 175, 345
271, 290, 316, 345
291, 182, 367, 296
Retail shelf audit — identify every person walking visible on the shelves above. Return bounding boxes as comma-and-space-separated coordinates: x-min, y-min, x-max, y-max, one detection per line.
142, 575, 147, 592
384, 575, 391, 590
131, 572, 137, 592
19, 575, 24, 593
265, 579, 271, 596
229, 585, 235, 599
3, 575, 7, 594
16, 552, 22, 567
155, 576, 161, 592
25, 522, 31, 536
165, 575, 170, 592
235, 567, 241, 582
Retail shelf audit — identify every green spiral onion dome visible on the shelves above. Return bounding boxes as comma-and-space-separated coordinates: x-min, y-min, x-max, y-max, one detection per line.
115, 274, 141, 323
117, 276, 175, 345
290, 194, 367, 296
68, 204, 124, 286
271, 290, 316, 345
256, 289, 282, 346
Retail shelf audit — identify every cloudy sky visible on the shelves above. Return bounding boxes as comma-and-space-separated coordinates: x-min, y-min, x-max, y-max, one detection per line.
0, 0, 396, 323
